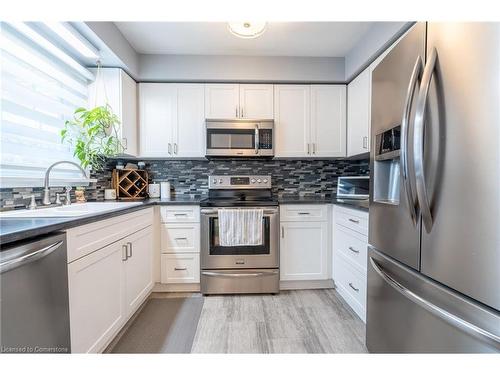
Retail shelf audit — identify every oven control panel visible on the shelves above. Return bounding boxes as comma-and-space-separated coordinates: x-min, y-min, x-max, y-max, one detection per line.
209, 175, 271, 189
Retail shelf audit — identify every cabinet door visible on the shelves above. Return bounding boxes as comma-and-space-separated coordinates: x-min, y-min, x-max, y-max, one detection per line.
204, 84, 239, 118
347, 69, 371, 156
123, 226, 153, 316
239, 84, 274, 119
280, 221, 328, 281
311, 85, 346, 157
68, 241, 126, 353
139, 83, 175, 157
174, 84, 205, 157
120, 70, 138, 156
274, 85, 311, 157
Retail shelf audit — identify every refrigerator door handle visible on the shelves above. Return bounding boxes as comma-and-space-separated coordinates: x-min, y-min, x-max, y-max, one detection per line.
414, 47, 438, 233
401, 55, 423, 225
369, 256, 500, 349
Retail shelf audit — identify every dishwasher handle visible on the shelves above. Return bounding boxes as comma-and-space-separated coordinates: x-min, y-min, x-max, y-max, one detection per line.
0, 240, 63, 274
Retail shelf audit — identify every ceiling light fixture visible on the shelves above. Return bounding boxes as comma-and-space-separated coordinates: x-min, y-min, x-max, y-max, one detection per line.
228, 22, 267, 39
45, 22, 99, 59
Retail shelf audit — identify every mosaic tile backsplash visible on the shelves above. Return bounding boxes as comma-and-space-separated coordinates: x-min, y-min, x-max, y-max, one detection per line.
0, 158, 369, 209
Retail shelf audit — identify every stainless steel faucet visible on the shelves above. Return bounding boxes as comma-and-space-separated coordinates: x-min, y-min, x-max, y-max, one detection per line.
43, 161, 88, 205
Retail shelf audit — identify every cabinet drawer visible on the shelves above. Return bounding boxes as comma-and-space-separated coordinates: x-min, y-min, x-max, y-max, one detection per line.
161, 253, 200, 284
334, 252, 366, 321
334, 225, 368, 272
67, 208, 153, 263
160, 205, 200, 223
335, 206, 368, 235
280, 204, 328, 222
160, 223, 200, 253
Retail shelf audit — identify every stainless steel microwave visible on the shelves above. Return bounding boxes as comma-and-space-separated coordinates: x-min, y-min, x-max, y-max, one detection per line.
337, 176, 369, 199
205, 119, 274, 157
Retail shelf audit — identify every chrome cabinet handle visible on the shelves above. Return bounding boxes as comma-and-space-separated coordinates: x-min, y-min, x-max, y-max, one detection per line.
174, 213, 188, 217
174, 267, 187, 271
254, 124, 259, 154
281, 226, 284, 238
0, 241, 63, 274
298, 212, 310, 215
168, 143, 172, 155
126, 242, 132, 258
348, 218, 359, 223
414, 48, 437, 233
174, 143, 178, 154
369, 256, 500, 348
313, 143, 316, 154
122, 244, 128, 261
401, 55, 423, 226
241, 107, 244, 118
123, 137, 128, 150
175, 237, 188, 241
362, 136, 368, 149
307, 143, 310, 155
348, 246, 359, 254
235, 106, 238, 117
349, 283, 359, 292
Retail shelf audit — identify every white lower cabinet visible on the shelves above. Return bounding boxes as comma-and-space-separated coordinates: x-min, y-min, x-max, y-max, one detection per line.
68, 209, 154, 353
332, 205, 369, 322
280, 204, 330, 282
160, 205, 200, 289
68, 240, 125, 354
161, 253, 200, 284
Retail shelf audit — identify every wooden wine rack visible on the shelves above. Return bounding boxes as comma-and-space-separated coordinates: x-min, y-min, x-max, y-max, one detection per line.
112, 169, 148, 200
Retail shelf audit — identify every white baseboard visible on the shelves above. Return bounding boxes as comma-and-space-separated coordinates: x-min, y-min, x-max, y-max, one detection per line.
280, 279, 334, 290
152, 282, 200, 293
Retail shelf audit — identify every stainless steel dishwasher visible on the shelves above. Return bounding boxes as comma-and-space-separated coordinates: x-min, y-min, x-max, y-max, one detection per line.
0, 232, 71, 353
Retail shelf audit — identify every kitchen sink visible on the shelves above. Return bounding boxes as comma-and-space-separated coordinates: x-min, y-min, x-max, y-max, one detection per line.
0, 202, 143, 218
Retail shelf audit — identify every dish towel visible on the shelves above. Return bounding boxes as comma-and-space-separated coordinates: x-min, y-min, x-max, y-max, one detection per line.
218, 209, 263, 247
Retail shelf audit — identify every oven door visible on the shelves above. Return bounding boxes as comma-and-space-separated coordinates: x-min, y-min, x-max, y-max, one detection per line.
200, 207, 279, 269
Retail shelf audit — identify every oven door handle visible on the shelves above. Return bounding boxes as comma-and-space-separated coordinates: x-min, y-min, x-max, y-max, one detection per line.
202, 270, 278, 278
200, 208, 278, 215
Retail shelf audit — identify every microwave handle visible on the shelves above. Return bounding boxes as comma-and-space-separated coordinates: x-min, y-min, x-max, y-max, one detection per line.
254, 124, 259, 154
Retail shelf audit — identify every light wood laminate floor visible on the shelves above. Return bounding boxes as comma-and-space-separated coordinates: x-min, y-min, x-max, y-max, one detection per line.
191, 289, 367, 353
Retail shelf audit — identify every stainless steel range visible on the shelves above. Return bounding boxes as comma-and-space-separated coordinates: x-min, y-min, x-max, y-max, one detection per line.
200, 175, 279, 295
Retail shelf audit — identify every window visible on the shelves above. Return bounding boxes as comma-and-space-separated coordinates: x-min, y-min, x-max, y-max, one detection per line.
0, 22, 94, 187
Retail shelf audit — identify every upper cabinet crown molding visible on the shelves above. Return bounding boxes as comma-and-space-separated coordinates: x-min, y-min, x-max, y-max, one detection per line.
274, 84, 346, 158
205, 83, 273, 119
88, 68, 138, 157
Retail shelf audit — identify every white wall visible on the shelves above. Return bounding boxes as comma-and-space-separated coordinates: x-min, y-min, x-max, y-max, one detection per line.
138, 54, 345, 83
83, 22, 140, 79
345, 22, 413, 81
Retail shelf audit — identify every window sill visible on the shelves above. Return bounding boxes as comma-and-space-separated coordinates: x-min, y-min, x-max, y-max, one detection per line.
0, 177, 97, 189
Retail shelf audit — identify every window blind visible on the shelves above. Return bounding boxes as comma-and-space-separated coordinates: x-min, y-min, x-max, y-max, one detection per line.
0, 22, 93, 187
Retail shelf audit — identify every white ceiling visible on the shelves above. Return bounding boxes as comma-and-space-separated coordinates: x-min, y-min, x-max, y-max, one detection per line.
115, 22, 375, 57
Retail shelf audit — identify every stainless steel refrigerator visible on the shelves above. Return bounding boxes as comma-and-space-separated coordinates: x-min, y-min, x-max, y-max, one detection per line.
367, 22, 500, 353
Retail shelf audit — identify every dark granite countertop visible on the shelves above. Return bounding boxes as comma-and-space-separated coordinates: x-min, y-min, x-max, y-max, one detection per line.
278, 194, 369, 212
0, 193, 368, 246
0, 196, 204, 246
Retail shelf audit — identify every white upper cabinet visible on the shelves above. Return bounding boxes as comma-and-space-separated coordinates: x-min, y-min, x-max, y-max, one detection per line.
239, 84, 274, 119
174, 84, 205, 157
347, 69, 371, 157
275, 84, 346, 158
139, 83, 205, 157
274, 85, 311, 157
311, 85, 346, 157
204, 84, 239, 118
139, 83, 176, 157
205, 84, 274, 119
88, 68, 138, 156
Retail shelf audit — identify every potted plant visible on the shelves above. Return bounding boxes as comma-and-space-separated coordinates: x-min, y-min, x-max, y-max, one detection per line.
61, 104, 124, 171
